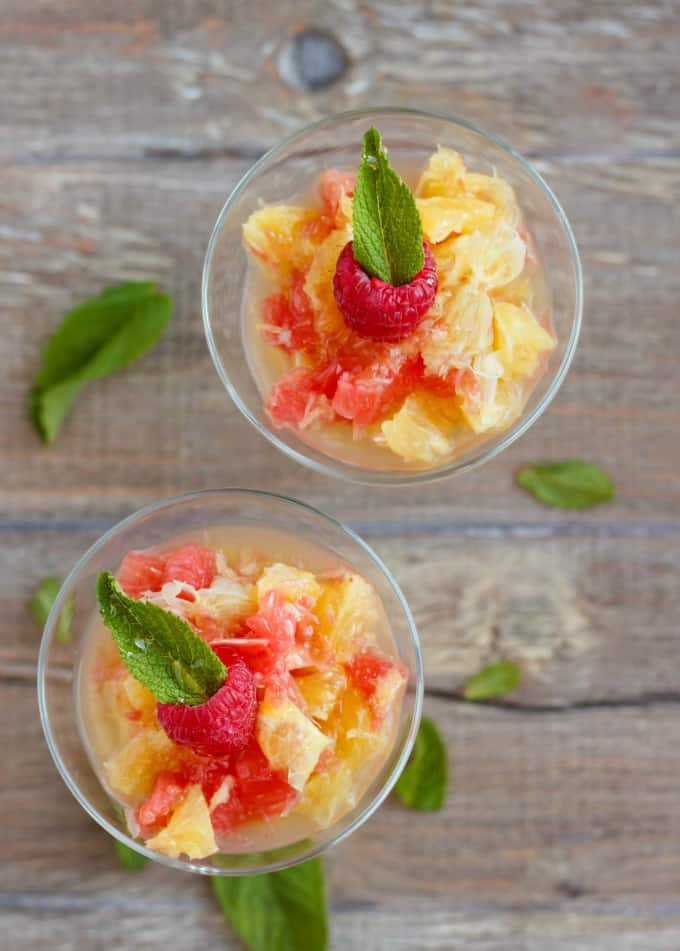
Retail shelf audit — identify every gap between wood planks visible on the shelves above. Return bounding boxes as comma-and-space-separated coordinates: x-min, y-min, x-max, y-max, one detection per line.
4, 660, 680, 713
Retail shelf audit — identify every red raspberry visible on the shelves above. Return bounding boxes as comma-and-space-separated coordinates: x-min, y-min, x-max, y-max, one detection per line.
157, 657, 256, 757
333, 241, 438, 343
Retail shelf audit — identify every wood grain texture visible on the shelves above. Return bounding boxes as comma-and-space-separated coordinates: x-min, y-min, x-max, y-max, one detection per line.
2, 0, 680, 948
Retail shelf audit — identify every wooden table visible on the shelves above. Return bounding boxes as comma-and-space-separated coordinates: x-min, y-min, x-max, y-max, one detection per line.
2, 2, 679, 948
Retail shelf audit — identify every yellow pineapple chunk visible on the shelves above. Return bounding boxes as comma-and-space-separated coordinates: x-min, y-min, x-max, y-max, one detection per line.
420, 284, 493, 376
296, 666, 347, 721
243, 205, 321, 277
314, 574, 381, 662
380, 393, 454, 465
146, 784, 216, 860
416, 196, 496, 243
296, 761, 356, 827
493, 302, 554, 378
104, 728, 183, 802
304, 225, 353, 346
256, 563, 322, 606
416, 147, 466, 198
464, 172, 520, 226
256, 690, 331, 791
450, 220, 526, 289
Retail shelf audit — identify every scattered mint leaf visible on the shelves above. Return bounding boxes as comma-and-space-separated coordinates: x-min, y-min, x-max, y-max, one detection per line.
110, 801, 148, 871
212, 858, 328, 951
114, 838, 148, 871
352, 126, 424, 286
517, 461, 614, 510
394, 716, 447, 811
30, 281, 173, 445
96, 571, 226, 705
29, 577, 74, 644
463, 661, 522, 701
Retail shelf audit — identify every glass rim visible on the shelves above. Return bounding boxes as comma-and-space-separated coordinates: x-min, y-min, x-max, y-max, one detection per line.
202, 106, 583, 486
37, 487, 424, 876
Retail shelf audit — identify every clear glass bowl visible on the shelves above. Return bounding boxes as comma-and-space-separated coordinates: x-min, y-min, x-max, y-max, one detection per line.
37, 489, 423, 876
203, 108, 582, 485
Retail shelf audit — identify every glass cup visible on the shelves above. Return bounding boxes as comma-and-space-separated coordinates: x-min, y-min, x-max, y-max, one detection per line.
37, 489, 423, 876
203, 108, 582, 485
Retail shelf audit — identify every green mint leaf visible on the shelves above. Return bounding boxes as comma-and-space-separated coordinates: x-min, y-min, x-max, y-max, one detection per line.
463, 661, 522, 701
212, 858, 328, 951
29, 577, 74, 644
96, 571, 226, 705
516, 460, 615, 509
352, 126, 424, 286
114, 838, 148, 871
30, 281, 173, 445
394, 716, 447, 811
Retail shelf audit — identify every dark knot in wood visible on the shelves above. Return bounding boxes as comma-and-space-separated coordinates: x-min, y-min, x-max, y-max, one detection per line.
278, 29, 349, 91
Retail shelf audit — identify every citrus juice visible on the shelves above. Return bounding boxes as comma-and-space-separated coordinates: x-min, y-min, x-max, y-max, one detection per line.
241, 148, 555, 471
78, 526, 407, 859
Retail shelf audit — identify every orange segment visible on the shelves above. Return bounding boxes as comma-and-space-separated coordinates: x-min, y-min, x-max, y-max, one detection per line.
146, 784, 217, 860
256, 690, 331, 791
296, 666, 347, 721
243, 205, 323, 278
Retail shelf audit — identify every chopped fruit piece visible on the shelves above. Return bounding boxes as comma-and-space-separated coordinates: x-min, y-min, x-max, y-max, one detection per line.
333, 685, 390, 767
192, 574, 257, 626
416, 196, 496, 242
449, 220, 526, 289
295, 666, 347, 721
493, 301, 554, 378
420, 285, 493, 377
464, 172, 520, 226
119, 674, 156, 726
256, 690, 331, 791
332, 354, 424, 426
460, 372, 525, 434
317, 168, 355, 220
104, 727, 184, 801
296, 761, 356, 827
157, 657, 256, 757
245, 589, 315, 686
416, 146, 466, 198
314, 573, 380, 662
243, 205, 323, 277
211, 740, 298, 833
136, 770, 187, 833
146, 784, 216, 860
380, 393, 454, 464
163, 544, 216, 590
256, 563, 322, 606
333, 242, 438, 343
208, 775, 235, 811
261, 274, 319, 355
267, 366, 338, 431
346, 650, 408, 722
117, 551, 166, 599
304, 225, 355, 349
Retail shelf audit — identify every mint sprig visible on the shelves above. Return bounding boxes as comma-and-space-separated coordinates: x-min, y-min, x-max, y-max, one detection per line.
30, 576, 74, 644
96, 571, 226, 705
352, 127, 424, 286
30, 281, 173, 445
517, 460, 615, 509
212, 858, 328, 951
463, 660, 522, 701
394, 716, 447, 811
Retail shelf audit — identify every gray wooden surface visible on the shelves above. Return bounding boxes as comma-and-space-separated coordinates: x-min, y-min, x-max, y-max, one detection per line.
2, 2, 679, 949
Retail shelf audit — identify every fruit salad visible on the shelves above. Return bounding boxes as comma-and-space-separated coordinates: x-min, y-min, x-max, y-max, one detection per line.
81, 536, 407, 861
242, 127, 555, 469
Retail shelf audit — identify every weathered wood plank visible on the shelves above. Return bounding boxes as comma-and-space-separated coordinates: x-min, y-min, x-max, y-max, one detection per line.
3, 687, 680, 948
2, 156, 679, 524
1, 0, 679, 162
3, 528, 679, 706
